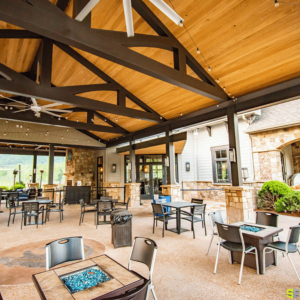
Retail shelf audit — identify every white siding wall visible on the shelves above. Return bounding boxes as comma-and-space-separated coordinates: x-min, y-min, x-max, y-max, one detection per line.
180, 119, 254, 184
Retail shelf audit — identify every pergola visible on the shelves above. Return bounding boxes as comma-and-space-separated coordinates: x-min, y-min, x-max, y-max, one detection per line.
0, 0, 299, 186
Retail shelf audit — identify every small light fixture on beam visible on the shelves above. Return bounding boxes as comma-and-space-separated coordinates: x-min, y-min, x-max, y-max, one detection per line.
149, 0, 184, 26
242, 167, 249, 181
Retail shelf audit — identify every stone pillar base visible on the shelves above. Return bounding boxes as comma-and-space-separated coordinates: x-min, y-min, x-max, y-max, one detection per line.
27, 182, 39, 189
223, 186, 255, 224
125, 183, 141, 208
161, 185, 181, 202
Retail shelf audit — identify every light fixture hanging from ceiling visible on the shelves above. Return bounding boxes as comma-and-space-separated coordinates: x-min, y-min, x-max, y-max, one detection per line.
149, 0, 184, 26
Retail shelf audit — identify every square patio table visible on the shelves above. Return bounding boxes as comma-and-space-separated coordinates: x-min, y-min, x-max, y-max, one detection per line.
32, 254, 144, 300
162, 201, 201, 234
230, 221, 283, 274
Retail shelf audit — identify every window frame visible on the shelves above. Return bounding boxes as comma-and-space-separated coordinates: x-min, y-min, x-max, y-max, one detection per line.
211, 145, 232, 184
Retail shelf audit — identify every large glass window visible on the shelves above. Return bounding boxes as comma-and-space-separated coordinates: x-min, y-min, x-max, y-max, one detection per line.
211, 147, 231, 183
54, 156, 66, 184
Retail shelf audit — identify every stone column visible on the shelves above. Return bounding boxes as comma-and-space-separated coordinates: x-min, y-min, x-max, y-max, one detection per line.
125, 183, 141, 208
223, 186, 255, 224
103, 182, 121, 200
161, 184, 181, 202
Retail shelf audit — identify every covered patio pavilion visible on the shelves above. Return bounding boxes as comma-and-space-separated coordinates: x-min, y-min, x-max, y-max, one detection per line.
0, 0, 300, 299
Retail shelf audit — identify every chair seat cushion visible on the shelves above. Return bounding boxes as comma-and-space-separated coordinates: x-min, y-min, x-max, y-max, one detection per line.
181, 216, 204, 222
266, 241, 298, 253
221, 241, 253, 252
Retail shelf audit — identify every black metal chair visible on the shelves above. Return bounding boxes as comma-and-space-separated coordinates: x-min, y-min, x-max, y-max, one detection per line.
214, 222, 259, 285
256, 211, 280, 239
263, 225, 300, 282
79, 199, 96, 226
45, 236, 84, 271
181, 203, 207, 238
47, 198, 64, 223
191, 198, 203, 204
129, 237, 158, 300
7, 199, 23, 227
151, 203, 175, 237
95, 201, 114, 228
37, 188, 43, 197
21, 201, 44, 229
114, 197, 130, 210
105, 279, 150, 300
207, 211, 224, 255
28, 188, 37, 200
100, 196, 113, 201
6, 192, 19, 208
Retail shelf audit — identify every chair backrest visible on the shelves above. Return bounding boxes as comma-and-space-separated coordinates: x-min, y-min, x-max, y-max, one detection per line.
8, 199, 18, 208
97, 201, 113, 212
256, 212, 279, 228
125, 197, 130, 204
37, 196, 49, 200
215, 222, 242, 244
7, 192, 19, 201
45, 237, 84, 270
101, 196, 113, 201
105, 279, 150, 300
22, 201, 39, 212
129, 237, 157, 281
208, 211, 224, 229
79, 199, 85, 207
151, 203, 164, 215
288, 225, 300, 244
193, 203, 206, 215
192, 198, 203, 204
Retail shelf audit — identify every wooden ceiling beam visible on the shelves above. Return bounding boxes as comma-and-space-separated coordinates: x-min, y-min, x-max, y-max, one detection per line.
55, 42, 163, 117
76, 129, 107, 144
56, 83, 119, 94
0, 109, 126, 133
0, 63, 161, 122
0, 0, 227, 101
0, 29, 41, 39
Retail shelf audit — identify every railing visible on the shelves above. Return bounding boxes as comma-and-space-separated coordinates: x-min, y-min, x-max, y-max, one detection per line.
91, 186, 126, 204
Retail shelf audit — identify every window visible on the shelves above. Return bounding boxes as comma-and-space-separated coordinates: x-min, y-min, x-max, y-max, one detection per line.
211, 146, 231, 183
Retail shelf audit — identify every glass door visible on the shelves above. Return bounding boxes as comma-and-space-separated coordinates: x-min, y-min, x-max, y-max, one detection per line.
152, 164, 163, 195
139, 165, 151, 200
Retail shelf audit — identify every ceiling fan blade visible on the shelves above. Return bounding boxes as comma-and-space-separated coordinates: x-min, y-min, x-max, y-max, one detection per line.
41, 102, 62, 108
31, 97, 38, 106
43, 110, 64, 118
123, 0, 134, 37
45, 108, 73, 113
0, 95, 29, 107
75, 0, 101, 21
12, 108, 31, 113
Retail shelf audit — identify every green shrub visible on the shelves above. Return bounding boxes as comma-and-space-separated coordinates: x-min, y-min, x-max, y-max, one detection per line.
275, 192, 300, 213
0, 186, 9, 191
257, 180, 293, 210
10, 183, 26, 190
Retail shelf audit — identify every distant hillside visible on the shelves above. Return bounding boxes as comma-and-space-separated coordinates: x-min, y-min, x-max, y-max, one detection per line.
0, 154, 65, 166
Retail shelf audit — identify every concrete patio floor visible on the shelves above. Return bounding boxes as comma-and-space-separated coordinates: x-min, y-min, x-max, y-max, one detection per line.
0, 201, 299, 300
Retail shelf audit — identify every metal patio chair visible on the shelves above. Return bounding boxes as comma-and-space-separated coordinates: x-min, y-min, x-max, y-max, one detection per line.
214, 222, 259, 285
129, 237, 158, 300
47, 197, 64, 223
45, 236, 84, 271
95, 200, 114, 228
207, 211, 224, 255
7, 199, 22, 226
21, 201, 45, 229
262, 225, 300, 282
79, 199, 96, 226
151, 203, 175, 237
114, 197, 130, 210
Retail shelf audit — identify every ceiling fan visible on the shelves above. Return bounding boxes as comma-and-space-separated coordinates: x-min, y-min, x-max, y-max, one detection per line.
74, 0, 184, 37
0, 96, 72, 118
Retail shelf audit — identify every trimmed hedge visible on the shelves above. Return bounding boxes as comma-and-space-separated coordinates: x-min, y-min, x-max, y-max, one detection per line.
275, 192, 300, 213
0, 186, 9, 191
10, 183, 26, 191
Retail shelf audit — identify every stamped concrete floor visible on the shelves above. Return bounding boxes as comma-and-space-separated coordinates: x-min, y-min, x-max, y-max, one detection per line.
0, 202, 299, 300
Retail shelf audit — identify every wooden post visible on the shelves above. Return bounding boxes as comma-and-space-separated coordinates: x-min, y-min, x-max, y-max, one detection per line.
166, 128, 176, 184
130, 139, 136, 183
227, 106, 243, 186
33, 153, 37, 183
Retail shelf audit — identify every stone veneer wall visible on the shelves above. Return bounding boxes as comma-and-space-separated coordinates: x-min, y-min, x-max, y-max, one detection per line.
161, 185, 181, 202
64, 148, 96, 186
224, 186, 256, 224
250, 126, 300, 182
103, 182, 121, 201
125, 183, 141, 207
292, 141, 300, 173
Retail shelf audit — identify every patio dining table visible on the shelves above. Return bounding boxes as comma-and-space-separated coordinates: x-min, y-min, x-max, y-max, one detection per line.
24, 199, 53, 226
32, 254, 145, 300
230, 221, 283, 274
162, 201, 201, 234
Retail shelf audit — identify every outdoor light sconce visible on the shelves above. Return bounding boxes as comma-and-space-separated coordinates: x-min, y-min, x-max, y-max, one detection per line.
112, 164, 117, 173
39, 170, 44, 188
229, 148, 236, 162
242, 167, 249, 181
186, 162, 190, 172
165, 156, 169, 167
128, 162, 132, 171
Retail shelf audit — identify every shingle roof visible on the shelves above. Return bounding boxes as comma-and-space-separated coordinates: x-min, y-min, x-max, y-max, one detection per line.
245, 99, 300, 133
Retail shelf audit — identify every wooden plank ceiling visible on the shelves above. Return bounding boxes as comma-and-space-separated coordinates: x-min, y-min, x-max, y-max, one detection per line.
1, 0, 300, 141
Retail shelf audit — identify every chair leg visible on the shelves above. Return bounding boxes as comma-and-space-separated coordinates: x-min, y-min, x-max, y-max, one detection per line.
192, 222, 195, 239
206, 235, 214, 255
13, 212, 16, 224
162, 221, 165, 238
153, 218, 155, 234
79, 212, 82, 226
21, 213, 23, 230
238, 252, 245, 285
275, 250, 278, 266
7, 212, 11, 227
204, 220, 207, 236
214, 241, 221, 274
287, 253, 300, 282
150, 286, 158, 300
36, 215, 38, 228
60, 211, 62, 223
262, 248, 266, 274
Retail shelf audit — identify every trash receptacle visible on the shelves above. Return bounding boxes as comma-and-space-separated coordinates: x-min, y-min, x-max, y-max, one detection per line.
111, 210, 132, 249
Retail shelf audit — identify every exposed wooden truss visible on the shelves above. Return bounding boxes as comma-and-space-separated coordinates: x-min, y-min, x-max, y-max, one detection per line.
0, 0, 228, 101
